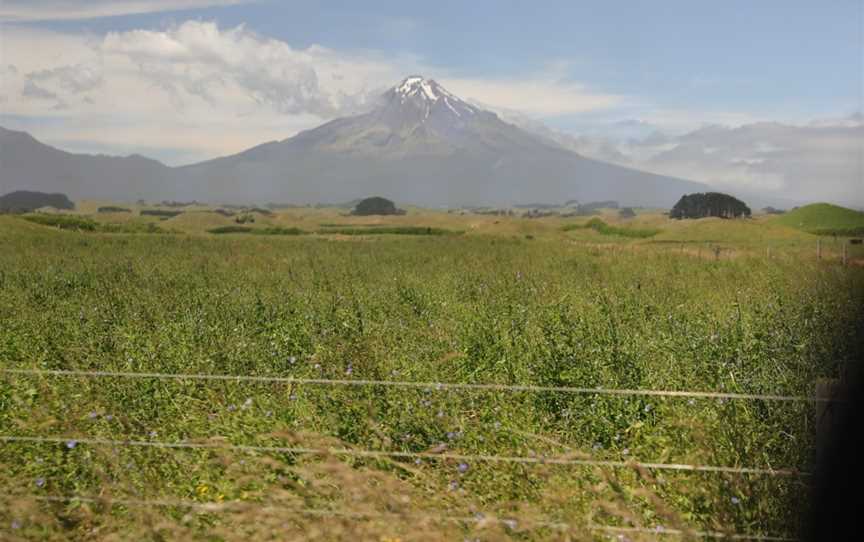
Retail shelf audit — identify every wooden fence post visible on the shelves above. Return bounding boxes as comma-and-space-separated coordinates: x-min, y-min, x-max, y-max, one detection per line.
842, 242, 848, 266
817, 238, 821, 261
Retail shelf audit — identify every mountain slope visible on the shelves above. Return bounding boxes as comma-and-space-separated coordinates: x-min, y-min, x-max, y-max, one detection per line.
2, 76, 710, 206
177, 76, 708, 206
0, 127, 174, 201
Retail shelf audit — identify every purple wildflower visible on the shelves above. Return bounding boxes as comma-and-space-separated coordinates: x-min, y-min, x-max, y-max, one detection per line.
345, 364, 353, 376
88, 411, 98, 419
65, 440, 77, 449
35, 477, 45, 488
11, 520, 21, 530
457, 462, 469, 474
731, 496, 741, 505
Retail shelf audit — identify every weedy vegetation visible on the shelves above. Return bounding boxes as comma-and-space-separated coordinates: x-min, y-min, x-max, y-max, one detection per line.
0, 207, 862, 540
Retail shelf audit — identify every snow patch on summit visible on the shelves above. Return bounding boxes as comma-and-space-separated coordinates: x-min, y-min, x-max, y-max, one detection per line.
396, 76, 442, 103
388, 76, 481, 125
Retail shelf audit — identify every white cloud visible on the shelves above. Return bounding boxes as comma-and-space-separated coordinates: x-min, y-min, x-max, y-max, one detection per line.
0, 0, 253, 22
442, 76, 624, 116
0, 21, 623, 165
509, 114, 864, 207
0, 22, 412, 163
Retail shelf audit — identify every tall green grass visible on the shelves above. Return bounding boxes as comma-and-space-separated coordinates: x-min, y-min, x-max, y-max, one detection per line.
0, 222, 860, 539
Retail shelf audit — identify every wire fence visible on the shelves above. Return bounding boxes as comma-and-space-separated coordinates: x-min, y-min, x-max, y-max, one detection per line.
0, 367, 829, 402
0, 365, 820, 540
0, 435, 807, 477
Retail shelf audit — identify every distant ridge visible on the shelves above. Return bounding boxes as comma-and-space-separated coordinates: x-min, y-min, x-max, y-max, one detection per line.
1, 77, 711, 207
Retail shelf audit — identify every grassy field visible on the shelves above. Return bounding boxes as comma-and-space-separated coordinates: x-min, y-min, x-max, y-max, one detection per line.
1, 205, 863, 540
774, 203, 864, 236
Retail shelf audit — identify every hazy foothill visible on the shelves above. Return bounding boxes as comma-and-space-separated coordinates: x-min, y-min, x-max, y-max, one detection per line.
0, 9, 862, 538
0, 190, 74, 213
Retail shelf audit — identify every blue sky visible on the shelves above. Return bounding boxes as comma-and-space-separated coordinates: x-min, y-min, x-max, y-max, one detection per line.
24, 0, 862, 122
1, 0, 861, 204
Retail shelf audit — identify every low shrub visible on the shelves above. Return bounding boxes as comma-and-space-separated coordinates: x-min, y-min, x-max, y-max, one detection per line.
97, 206, 132, 213
20, 214, 97, 231
18, 214, 167, 234
208, 226, 308, 235
562, 218, 659, 238
141, 209, 183, 219
208, 225, 253, 234
318, 226, 461, 236
811, 227, 864, 237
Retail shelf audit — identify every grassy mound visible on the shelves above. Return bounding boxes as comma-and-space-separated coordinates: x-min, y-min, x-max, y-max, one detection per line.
774, 203, 864, 236
563, 218, 659, 238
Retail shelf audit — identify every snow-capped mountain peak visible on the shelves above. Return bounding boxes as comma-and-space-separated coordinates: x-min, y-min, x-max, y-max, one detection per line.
387, 76, 479, 121
395, 76, 438, 101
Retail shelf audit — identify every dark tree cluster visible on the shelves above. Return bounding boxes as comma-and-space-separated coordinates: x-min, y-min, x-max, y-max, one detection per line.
351, 196, 405, 216
670, 192, 751, 219
0, 190, 74, 213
